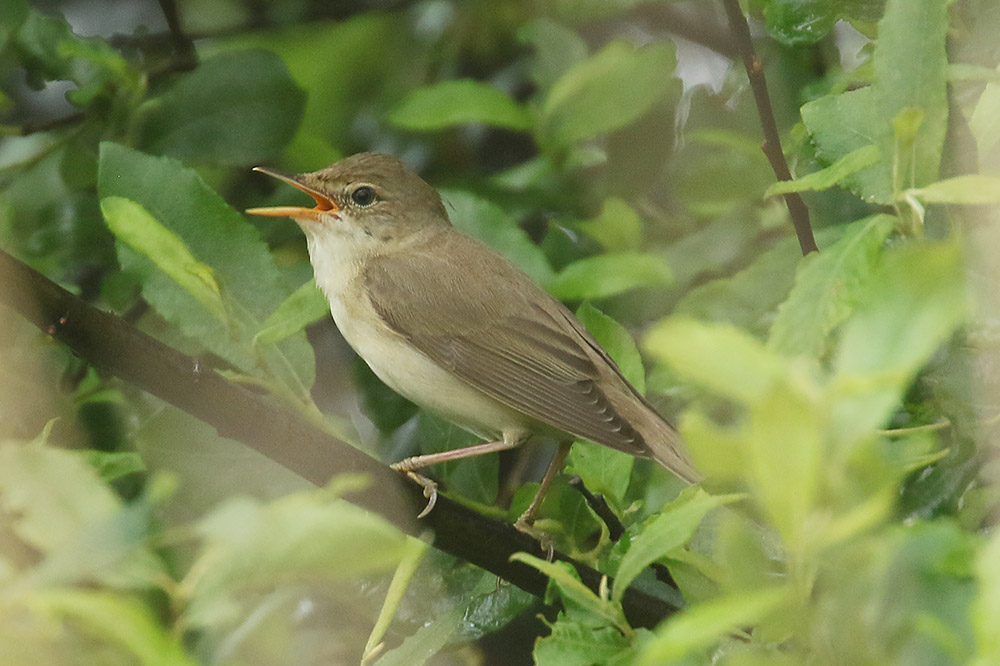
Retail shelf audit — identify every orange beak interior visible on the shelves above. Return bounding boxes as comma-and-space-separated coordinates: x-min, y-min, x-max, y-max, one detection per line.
246, 167, 338, 219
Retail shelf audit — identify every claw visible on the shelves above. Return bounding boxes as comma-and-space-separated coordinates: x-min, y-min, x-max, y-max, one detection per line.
391, 464, 439, 519
514, 514, 555, 560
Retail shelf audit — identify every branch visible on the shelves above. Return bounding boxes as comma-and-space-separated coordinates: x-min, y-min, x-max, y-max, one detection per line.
0, 248, 679, 629
720, 0, 818, 256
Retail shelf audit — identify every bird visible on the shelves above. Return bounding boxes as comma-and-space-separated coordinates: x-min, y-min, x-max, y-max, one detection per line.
247, 152, 699, 541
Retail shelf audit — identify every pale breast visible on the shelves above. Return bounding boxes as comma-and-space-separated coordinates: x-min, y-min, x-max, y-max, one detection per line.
314, 256, 532, 443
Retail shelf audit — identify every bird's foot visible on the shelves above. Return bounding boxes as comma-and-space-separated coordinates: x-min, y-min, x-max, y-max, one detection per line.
514, 512, 555, 561
390, 463, 439, 519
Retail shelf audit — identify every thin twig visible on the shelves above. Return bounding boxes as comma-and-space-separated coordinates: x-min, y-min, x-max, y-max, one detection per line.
720, 0, 818, 256
0, 248, 679, 629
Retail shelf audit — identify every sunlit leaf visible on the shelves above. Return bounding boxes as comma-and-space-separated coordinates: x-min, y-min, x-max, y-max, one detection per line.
613, 488, 738, 602
768, 214, 893, 357
255, 278, 329, 346
388, 79, 531, 131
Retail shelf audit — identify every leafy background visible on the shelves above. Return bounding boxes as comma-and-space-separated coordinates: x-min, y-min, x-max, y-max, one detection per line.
1, 0, 999, 664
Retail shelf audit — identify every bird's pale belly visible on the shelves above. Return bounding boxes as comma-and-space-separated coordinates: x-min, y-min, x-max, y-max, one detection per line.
326, 289, 533, 443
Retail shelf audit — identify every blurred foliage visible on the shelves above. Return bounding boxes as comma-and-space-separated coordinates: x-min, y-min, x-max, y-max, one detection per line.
1, 0, 1000, 664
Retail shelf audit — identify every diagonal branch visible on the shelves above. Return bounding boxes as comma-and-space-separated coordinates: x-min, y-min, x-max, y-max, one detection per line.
0, 248, 679, 629
721, 0, 818, 256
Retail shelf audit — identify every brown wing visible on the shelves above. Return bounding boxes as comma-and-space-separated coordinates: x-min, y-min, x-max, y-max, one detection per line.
363, 231, 649, 457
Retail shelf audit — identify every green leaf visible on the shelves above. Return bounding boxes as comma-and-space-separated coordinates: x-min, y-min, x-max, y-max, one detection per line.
186, 489, 408, 628
0, 441, 120, 554
974, 529, 1000, 664
137, 50, 305, 165
765, 145, 881, 196
801, 89, 888, 202
387, 79, 531, 131
768, 214, 894, 357
576, 303, 644, 392
549, 252, 672, 301
31, 589, 196, 666
511, 553, 633, 636
517, 18, 589, 92
98, 142, 315, 395
574, 198, 642, 252
534, 620, 637, 666
100, 196, 227, 323
371, 610, 462, 666
613, 488, 738, 602
832, 241, 966, 446
910, 175, 1000, 205
441, 189, 554, 286
970, 75, 1000, 166
801, 0, 949, 204
84, 450, 147, 483
637, 587, 790, 665
541, 41, 677, 149
644, 317, 784, 405
255, 278, 329, 346
416, 412, 497, 504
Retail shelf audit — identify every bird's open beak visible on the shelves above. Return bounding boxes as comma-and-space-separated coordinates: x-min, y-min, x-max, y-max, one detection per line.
246, 167, 338, 220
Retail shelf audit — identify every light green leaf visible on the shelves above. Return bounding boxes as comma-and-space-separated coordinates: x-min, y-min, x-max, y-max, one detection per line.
613, 488, 738, 602
541, 41, 677, 148
101, 196, 227, 323
549, 252, 672, 301
910, 175, 1000, 205
510, 553, 632, 636
832, 241, 966, 446
637, 587, 790, 665
31, 589, 196, 666
765, 145, 880, 196
98, 142, 316, 396
186, 490, 408, 629
534, 620, 637, 666
441, 188, 554, 286
255, 278, 329, 346
137, 50, 305, 165
371, 610, 461, 666
644, 317, 784, 405
973, 529, 1000, 665
971, 74, 1000, 166
875, 0, 949, 194
0, 441, 120, 554
574, 197, 643, 252
768, 214, 894, 357
387, 79, 531, 131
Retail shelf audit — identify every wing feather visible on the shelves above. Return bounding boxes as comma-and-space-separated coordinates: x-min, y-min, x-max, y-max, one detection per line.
363, 232, 648, 456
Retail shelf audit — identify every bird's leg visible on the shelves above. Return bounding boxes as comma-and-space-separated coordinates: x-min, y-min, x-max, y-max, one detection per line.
391, 436, 523, 518
514, 441, 573, 558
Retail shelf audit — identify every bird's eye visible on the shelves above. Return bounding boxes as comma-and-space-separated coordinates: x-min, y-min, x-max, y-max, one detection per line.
351, 185, 377, 207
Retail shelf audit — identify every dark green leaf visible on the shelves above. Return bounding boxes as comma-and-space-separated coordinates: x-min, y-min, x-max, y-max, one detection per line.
137, 50, 305, 165
416, 412, 497, 505
98, 142, 315, 395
